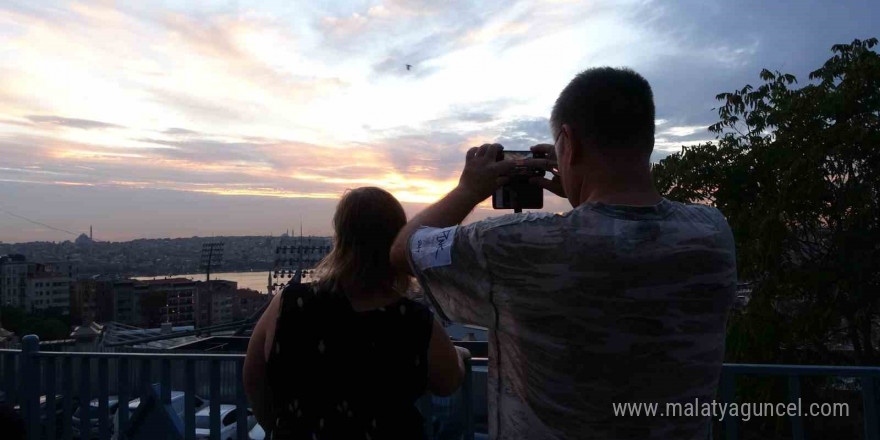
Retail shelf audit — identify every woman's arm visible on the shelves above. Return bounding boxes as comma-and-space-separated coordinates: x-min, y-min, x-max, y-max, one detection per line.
427, 318, 465, 396
243, 292, 282, 429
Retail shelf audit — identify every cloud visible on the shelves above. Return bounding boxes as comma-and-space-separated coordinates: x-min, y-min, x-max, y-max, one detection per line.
27, 115, 124, 130
2, 0, 878, 242
494, 117, 551, 148
317, 0, 523, 79
660, 125, 708, 137
145, 88, 247, 123
163, 127, 201, 135
136, 138, 268, 163
654, 138, 715, 153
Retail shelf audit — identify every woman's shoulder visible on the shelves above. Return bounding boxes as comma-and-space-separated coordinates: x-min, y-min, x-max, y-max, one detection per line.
277, 282, 346, 321
279, 282, 316, 310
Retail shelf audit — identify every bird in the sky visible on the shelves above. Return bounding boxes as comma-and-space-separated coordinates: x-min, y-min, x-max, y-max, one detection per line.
406, 64, 412, 71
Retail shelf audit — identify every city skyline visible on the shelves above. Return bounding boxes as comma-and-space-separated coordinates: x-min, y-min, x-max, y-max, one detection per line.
1, 0, 878, 242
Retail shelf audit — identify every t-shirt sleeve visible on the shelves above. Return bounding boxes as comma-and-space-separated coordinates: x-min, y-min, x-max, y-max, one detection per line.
406, 223, 495, 328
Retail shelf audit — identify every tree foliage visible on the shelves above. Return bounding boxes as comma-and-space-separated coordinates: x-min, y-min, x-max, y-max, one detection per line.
653, 38, 880, 365
1, 306, 71, 341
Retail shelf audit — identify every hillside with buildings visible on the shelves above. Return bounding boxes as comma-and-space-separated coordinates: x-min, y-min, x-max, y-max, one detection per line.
0, 234, 330, 277
0, 235, 332, 343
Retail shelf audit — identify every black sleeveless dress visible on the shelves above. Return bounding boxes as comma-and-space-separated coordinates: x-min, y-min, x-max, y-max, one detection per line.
266, 283, 433, 439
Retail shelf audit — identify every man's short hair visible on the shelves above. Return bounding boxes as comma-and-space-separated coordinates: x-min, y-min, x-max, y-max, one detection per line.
551, 67, 655, 151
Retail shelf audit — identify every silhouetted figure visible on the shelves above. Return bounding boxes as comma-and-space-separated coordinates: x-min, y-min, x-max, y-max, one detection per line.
245, 187, 465, 439
391, 67, 737, 439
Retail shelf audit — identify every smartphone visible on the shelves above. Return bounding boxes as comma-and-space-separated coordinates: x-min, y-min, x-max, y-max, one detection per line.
492, 150, 547, 210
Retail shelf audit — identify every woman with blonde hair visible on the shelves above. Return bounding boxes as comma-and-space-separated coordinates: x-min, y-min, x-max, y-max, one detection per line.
244, 187, 464, 439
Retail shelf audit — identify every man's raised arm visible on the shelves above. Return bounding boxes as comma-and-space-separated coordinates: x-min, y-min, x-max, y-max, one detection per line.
390, 143, 513, 274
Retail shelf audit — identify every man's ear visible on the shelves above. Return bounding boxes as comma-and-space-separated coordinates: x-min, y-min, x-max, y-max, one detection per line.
562, 124, 580, 166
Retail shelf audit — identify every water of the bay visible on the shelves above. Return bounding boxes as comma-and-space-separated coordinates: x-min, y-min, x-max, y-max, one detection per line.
134, 271, 275, 293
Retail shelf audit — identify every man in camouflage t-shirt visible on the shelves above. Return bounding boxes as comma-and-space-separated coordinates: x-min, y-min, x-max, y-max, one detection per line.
391, 67, 737, 439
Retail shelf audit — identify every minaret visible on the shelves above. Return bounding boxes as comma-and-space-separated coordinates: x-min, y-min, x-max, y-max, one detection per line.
90, 225, 93, 240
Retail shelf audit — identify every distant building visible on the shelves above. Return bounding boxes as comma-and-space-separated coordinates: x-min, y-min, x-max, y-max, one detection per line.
112, 279, 141, 326
136, 278, 197, 327
64, 277, 266, 329
0, 254, 30, 308
195, 280, 238, 328
1, 255, 74, 314
234, 288, 268, 320
74, 233, 94, 247
193, 280, 268, 327
28, 271, 73, 314
31, 261, 75, 314
43, 260, 76, 278
71, 279, 114, 324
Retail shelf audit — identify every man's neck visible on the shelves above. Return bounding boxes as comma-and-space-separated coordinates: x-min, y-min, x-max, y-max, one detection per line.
579, 188, 662, 206
575, 163, 662, 207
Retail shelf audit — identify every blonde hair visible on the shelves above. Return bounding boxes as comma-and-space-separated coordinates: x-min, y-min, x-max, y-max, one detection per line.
314, 187, 409, 296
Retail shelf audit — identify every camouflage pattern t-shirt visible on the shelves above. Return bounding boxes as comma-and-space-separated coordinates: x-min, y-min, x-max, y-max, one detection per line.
407, 198, 737, 440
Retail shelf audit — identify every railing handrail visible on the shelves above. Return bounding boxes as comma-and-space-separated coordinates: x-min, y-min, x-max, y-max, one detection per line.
722, 363, 880, 376
26, 350, 244, 361
3, 335, 478, 440
7, 342, 880, 440
9, 347, 880, 375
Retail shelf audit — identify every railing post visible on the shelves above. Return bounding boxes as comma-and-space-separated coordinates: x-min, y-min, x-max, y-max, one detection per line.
161, 359, 172, 404
210, 359, 221, 440
99, 358, 110, 440
787, 376, 805, 440
62, 357, 73, 440
118, 357, 130, 440
721, 371, 738, 440
460, 348, 474, 440
236, 359, 248, 440
185, 360, 196, 440
80, 357, 91, 440
22, 334, 40, 440
45, 357, 57, 440
863, 376, 879, 440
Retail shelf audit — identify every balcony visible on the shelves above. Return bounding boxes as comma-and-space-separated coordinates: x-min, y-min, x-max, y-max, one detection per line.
2, 335, 880, 440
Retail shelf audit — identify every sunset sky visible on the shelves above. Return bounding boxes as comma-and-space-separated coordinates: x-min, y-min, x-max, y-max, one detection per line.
1, 0, 876, 243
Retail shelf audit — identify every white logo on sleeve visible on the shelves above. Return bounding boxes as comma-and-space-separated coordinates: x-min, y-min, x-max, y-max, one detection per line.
410, 226, 457, 271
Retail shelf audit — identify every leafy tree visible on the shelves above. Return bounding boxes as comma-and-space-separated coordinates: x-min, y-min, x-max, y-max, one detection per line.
653, 38, 880, 365
0, 306, 71, 341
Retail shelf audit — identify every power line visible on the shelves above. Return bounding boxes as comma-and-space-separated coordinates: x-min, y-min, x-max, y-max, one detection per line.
0, 205, 78, 236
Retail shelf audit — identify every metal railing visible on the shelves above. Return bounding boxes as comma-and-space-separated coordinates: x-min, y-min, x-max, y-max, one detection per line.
5, 335, 880, 440
1, 335, 475, 440
719, 364, 880, 440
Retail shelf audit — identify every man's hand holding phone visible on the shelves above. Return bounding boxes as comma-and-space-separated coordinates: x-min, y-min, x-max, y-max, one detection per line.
456, 143, 516, 205
527, 144, 566, 199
